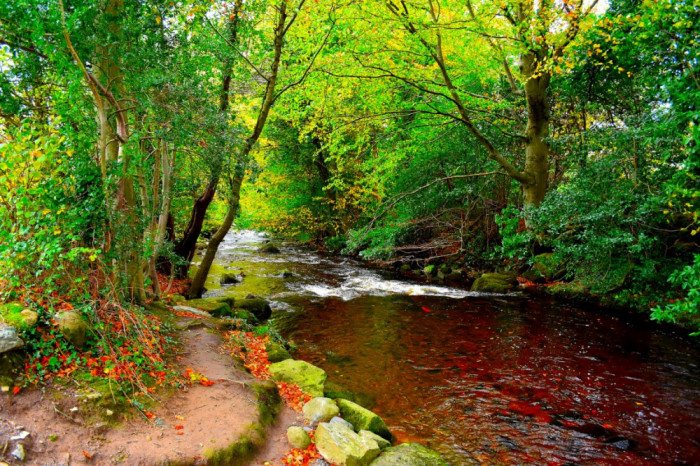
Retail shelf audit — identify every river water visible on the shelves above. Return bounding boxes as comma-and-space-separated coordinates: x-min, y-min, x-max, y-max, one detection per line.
200, 230, 700, 465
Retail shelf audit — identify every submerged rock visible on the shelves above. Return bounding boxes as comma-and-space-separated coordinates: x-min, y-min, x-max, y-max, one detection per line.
54, 311, 88, 349
236, 298, 272, 321
303, 397, 340, 424
269, 359, 326, 397
287, 426, 311, 449
369, 443, 447, 465
0, 324, 24, 354
336, 399, 392, 441
315, 421, 380, 466
258, 242, 281, 253
471, 272, 518, 293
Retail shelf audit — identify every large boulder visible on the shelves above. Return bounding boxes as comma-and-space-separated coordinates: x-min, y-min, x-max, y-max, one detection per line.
471, 272, 518, 293
303, 397, 339, 424
287, 426, 311, 449
336, 399, 392, 441
236, 298, 272, 321
268, 359, 326, 397
258, 242, 281, 254
0, 325, 24, 354
315, 421, 380, 466
54, 311, 89, 349
185, 298, 232, 317
369, 443, 447, 465
265, 341, 292, 362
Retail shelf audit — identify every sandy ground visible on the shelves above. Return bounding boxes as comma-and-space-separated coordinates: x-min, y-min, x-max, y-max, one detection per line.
0, 321, 298, 465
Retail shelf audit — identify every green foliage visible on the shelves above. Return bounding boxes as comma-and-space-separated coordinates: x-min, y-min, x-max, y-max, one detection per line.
0, 122, 101, 294
652, 255, 700, 336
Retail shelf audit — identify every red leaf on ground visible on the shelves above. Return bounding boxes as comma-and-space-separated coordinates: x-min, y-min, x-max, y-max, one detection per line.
422, 307, 432, 313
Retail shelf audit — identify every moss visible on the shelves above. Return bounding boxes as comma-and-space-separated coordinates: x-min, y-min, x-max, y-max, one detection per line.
0, 302, 30, 330
250, 380, 282, 426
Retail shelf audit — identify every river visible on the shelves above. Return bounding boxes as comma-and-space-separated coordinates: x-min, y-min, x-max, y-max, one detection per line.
198, 230, 700, 465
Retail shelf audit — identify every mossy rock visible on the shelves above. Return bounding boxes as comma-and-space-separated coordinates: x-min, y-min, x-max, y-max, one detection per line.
258, 242, 280, 254
265, 341, 291, 362
370, 443, 447, 465
54, 311, 89, 349
546, 282, 590, 300
287, 426, 311, 449
360, 430, 391, 450
186, 298, 232, 317
438, 264, 451, 275
315, 421, 380, 466
146, 300, 169, 314
235, 298, 272, 321
399, 264, 412, 272
337, 398, 392, 441
1, 302, 37, 331
471, 272, 518, 293
423, 265, 437, 276
533, 253, 566, 281
303, 397, 339, 424
221, 273, 240, 285
269, 359, 326, 397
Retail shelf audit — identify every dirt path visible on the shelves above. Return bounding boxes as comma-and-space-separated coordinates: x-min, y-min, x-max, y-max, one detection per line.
0, 320, 296, 465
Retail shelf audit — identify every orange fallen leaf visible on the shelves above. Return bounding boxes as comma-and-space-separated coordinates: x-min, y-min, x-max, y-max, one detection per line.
603, 424, 613, 429
175, 425, 184, 430
83, 450, 92, 459
12, 386, 20, 394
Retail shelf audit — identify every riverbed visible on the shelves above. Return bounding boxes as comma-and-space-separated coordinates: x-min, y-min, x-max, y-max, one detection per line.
198, 230, 700, 465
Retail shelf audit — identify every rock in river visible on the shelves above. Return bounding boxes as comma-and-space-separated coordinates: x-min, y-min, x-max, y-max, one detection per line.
269, 359, 326, 397
471, 272, 518, 293
315, 421, 380, 466
337, 399, 392, 441
235, 298, 272, 321
369, 443, 447, 465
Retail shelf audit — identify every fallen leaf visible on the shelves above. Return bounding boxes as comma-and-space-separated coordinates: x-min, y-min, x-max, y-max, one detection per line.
82, 451, 92, 459
175, 425, 184, 430
175, 415, 185, 421
12, 386, 20, 394
421, 307, 432, 313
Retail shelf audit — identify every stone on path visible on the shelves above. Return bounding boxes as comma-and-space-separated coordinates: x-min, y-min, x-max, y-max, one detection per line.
330, 416, 354, 430
315, 421, 380, 466
54, 311, 89, 349
287, 426, 311, 449
303, 397, 339, 424
269, 359, 326, 397
336, 399, 392, 440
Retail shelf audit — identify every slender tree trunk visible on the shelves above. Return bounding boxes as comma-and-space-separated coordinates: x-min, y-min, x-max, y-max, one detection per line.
174, 179, 218, 278
187, 176, 242, 299
186, 1, 290, 299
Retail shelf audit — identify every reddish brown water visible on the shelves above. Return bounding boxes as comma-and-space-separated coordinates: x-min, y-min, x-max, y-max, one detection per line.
208, 231, 700, 465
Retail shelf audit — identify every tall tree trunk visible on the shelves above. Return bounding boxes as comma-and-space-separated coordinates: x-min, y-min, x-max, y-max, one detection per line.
521, 53, 551, 207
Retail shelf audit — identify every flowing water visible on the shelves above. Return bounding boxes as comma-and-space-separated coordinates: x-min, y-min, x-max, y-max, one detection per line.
200, 230, 700, 465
